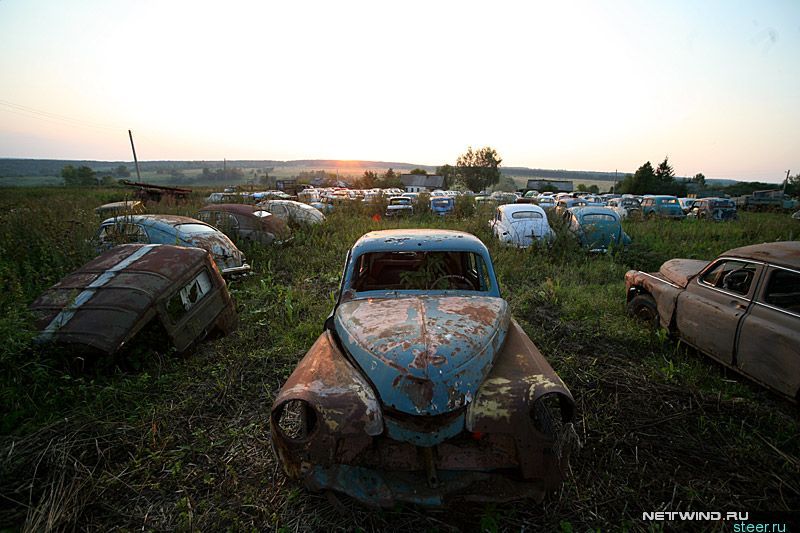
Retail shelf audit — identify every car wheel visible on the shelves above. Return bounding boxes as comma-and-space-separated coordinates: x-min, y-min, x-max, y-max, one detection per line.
627, 294, 659, 326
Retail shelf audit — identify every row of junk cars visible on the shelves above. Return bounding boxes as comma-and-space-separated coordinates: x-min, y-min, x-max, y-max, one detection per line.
26, 188, 799, 508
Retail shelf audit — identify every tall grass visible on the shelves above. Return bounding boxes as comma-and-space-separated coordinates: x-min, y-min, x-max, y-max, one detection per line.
0, 187, 798, 530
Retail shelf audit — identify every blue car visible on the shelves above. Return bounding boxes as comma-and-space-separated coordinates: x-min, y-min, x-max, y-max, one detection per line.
641, 195, 686, 220
430, 196, 455, 215
270, 229, 576, 507
96, 214, 250, 275
563, 206, 631, 252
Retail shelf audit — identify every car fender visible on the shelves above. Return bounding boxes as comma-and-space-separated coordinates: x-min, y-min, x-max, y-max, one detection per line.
466, 318, 575, 481
271, 331, 383, 477
625, 270, 683, 329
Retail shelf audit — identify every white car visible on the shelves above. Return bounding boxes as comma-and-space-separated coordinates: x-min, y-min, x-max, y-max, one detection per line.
536, 196, 556, 210
490, 204, 554, 247
255, 199, 326, 225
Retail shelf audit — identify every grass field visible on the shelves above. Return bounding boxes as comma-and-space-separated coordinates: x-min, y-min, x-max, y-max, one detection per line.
0, 187, 798, 531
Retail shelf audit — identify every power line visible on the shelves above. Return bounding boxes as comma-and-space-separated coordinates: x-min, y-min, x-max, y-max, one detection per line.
0, 98, 121, 132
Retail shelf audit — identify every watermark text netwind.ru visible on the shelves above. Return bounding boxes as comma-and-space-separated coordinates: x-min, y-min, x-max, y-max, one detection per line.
643, 512, 750, 521
642, 512, 788, 532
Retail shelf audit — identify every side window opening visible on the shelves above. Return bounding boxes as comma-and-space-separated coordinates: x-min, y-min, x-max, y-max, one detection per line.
166, 270, 213, 322
700, 260, 757, 296
763, 269, 800, 313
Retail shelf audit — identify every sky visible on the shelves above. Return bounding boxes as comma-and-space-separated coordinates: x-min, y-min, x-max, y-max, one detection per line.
0, 0, 798, 181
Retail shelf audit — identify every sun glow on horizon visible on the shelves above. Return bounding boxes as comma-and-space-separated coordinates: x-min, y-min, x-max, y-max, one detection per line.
0, 0, 798, 182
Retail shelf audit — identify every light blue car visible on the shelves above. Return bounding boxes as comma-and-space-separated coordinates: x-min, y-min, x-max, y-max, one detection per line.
563, 207, 631, 252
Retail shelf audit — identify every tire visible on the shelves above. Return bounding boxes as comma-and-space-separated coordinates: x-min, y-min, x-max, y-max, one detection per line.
627, 293, 659, 326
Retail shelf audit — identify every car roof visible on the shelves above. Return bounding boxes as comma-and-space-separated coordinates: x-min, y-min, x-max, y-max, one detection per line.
723, 241, 800, 269
30, 244, 212, 354
351, 229, 488, 255
498, 203, 546, 215
569, 206, 621, 218
102, 214, 212, 228
199, 204, 259, 216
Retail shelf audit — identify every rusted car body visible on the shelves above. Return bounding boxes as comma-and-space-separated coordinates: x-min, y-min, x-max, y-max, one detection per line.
271, 229, 576, 507
197, 204, 289, 244
625, 241, 800, 401
30, 244, 237, 354
96, 215, 250, 276
688, 197, 738, 221
94, 200, 145, 217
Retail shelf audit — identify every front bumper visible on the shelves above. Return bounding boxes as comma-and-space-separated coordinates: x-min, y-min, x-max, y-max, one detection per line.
221, 263, 251, 276
306, 464, 548, 507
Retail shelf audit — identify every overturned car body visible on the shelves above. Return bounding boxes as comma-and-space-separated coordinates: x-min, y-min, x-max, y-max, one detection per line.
271, 229, 576, 507
30, 244, 237, 355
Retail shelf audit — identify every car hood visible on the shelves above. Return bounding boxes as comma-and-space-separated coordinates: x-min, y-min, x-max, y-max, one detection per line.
334, 295, 510, 416
658, 258, 710, 287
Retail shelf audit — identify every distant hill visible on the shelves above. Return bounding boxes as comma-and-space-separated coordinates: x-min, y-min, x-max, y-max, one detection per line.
0, 157, 758, 187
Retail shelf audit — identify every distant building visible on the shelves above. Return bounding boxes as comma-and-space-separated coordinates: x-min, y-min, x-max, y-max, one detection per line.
400, 174, 445, 193
526, 179, 573, 192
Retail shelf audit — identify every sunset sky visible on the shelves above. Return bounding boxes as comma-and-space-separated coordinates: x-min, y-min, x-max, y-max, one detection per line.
0, 1, 798, 182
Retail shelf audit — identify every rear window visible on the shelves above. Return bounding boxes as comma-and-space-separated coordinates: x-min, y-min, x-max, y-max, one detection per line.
174, 223, 218, 234
352, 251, 491, 292
711, 200, 735, 208
581, 214, 616, 223
660, 198, 678, 204
511, 211, 543, 219
432, 199, 451, 207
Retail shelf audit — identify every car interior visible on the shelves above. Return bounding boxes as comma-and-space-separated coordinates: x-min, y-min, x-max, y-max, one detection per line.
351, 251, 488, 292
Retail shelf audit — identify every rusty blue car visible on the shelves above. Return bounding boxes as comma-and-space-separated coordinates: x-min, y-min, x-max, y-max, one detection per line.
270, 229, 576, 507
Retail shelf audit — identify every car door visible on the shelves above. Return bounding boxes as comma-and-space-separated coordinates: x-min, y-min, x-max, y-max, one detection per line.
735, 265, 800, 398
675, 259, 763, 365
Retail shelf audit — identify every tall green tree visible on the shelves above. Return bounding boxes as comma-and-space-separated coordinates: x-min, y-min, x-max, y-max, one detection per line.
409, 168, 428, 175
692, 172, 706, 188
655, 157, 675, 185
436, 164, 457, 190
617, 161, 656, 194
455, 146, 502, 193
61, 165, 97, 186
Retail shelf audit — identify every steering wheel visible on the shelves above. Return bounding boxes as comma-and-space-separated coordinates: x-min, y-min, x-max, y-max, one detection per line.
430, 274, 474, 290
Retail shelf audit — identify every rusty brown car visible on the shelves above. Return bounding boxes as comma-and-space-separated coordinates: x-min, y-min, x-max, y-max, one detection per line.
30, 244, 237, 355
625, 241, 800, 401
197, 204, 290, 244
270, 229, 577, 507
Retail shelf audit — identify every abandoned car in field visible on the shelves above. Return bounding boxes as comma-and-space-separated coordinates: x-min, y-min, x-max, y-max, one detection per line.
625, 241, 800, 401
563, 207, 631, 252
641, 195, 686, 220
490, 203, 554, 247
94, 200, 145, 217
255, 199, 326, 225
271, 229, 576, 506
30, 244, 237, 355
197, 203, 289, 244
96, 215, 250, 276
687, 197, 738, 221
385, 196, 414, 217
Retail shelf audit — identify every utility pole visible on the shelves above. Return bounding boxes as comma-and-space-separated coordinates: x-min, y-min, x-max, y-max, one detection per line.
782, 169, 790, 194
128, 129, 142, 181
